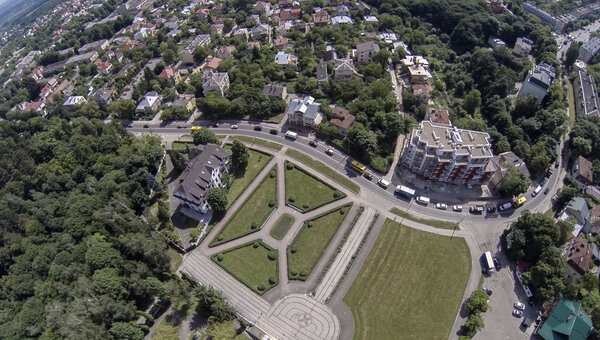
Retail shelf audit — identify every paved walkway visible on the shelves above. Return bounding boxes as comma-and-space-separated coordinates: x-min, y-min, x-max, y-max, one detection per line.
183, 252, 340, 340
314, 207, 376, 302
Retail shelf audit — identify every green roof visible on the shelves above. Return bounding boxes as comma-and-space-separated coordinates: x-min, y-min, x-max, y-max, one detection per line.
538, 295, 593, 340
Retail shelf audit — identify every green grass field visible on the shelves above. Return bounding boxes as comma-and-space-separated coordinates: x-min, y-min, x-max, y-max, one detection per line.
285, 149, 360, 194
270, 213, 295, 240
285, 161, 345, 212
344, 219, 471, 340
210, 166, 277, 247
152, 316, 179, 340
390, 207, 460, 230
212, 241, 279, 295
287, 204, 351, 280
223, 145, 272, 208
230, 136, 283, 151
171, 141, 195, 150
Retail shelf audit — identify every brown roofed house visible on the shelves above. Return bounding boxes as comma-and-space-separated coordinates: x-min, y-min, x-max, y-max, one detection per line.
158, 66, 181, 85
263, 84, 287, 100
565, 238, 599, 280
329, 106, 355, 135
573, 155, 594, 189
203, 57, 223, 71
425, 107, 451, 126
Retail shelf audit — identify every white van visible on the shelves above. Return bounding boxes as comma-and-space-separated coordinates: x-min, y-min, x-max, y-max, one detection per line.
531, 185, 542, 197
284, 131, 297, 140
416, 196, 430, 205
377, 179, 390, 189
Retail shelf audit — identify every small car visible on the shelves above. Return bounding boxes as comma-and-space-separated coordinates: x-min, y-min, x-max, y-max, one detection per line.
486, 206, 496, 213
513, 309, 524, 318
325, 148, 334, 156
452, 205, 463, 212
143, 124, 149, 128
270, 129, 278, 135
435, 203, 448, 210
514, 302, 525, 310
253, 126, 262, 131
363, 173, 373, 180
493, 257, 501, 269
483, 288, 492, 295
540, 177, 547, 186
309, 140, 317, 147
177, 125, 184, 129
230, 124, 239, 129
544, 187, 550, 195
212, 123, 220, 127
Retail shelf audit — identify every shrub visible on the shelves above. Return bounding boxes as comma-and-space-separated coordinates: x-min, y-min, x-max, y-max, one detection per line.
340, 208, 346, 215
268, 276, 277, 285
290, 270, 298, 276
268, 200, 275, 207
267, 250, 278, 261
217, 236, 223, 241
257, 284, 265, 291
302, 203, 309, 209
216, 253, 224, 261
300, 270, 308, 277
269, 169, 276, 178
288, 195, 295, 203
251, 222, 258, 230
290, 246, 297, 253
286, 162, 294, 170
333, 190, 342, 198
253, 241, 259, 248
307, 222, 313, 228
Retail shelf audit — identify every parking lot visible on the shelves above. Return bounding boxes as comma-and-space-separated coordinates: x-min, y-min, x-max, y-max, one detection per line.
474, 255, 538, 340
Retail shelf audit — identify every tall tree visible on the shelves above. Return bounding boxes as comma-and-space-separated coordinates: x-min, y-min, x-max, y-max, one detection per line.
231, 140, 249, 172
206, 187, 228, 213
193, 129, 219, 145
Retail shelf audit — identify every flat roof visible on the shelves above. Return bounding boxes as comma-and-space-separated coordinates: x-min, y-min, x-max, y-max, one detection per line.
416, 121, 493, 157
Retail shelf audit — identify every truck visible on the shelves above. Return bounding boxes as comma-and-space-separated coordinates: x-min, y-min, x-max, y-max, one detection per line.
284, 131, 297, 140
469, 205, 484, 214
531, 185, 542, 197
395, 185, 415, 198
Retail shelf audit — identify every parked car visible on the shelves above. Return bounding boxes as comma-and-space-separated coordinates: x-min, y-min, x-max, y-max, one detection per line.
309, 140, 317, 147
143, 124, 149, 128
513, 309, 524, 318
253, 126, 262, 131
483, 287, 492, 295
469, 205, 484, 214
378, 178, 390, 189
435, 203, 448, 210
212, 123, 220, 127
486, 206, 496, 213
325, 148, 334, 156
514, 302, 525, 310
493, 257, 501, 269
230, 124, 239, 129
270, 128, 278, 135
452, 205, 463, 212
543, 187, 550, 195
363, 173, 373, 180
540, 177, 547, 186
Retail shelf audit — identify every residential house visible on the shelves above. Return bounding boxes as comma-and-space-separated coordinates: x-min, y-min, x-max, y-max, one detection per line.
254, 1, 271, 15
564, 238, 599, 280
252, 24, 271, 42
246, 14, 261, 26
574, 70, 600, 117
316, 61, 328, 82
233, 28, 249, 41
63, 96, 88, 108
334, 58, 356, 81
586, 185, 600, 202
94, 59, 112, 76
401, 120, 496, 185
136, 91, 161, 114
488, 36, 506, 49
378, 32, 398, 44
93, 88, 113, 106
273, 36, 291, 49
123, 40, 141, 51
202, 70, 230, 97
588, 205, 600, 235
203, 57, 223, 71
66, 51, 99, 66
215, 45, 234, 59
263, 84, 288, 100
24, 101, 46, 115
171, 94, 196, 113
331, 15, 353, 27
573, 155, 594, 189
324, 50, 338, 61
413, 83, 433, 103
517, 62, 556, 102
78, 39, 109, 54
488, 151, 530, 192
196, 8, 209, 19
174, 144, 231, 215
274, 51, 297, 67
210, 23, 224, 36
314, 10, 329, 27
180, 34, 211, 64
579, 36, 600, 63
134, 27, 150, 40
157, 66, 181, 86
364, 15, 378, 24
537, 295, 593, 340
400, 55, 432, 84
28, 66, 44, 81
355, 41, 380, 64
513, 37, 533, 57
424, 107, 451, 126
560, 197, 591, 237
329, 105, 355, 135
286, 96, 324, 128
333, 4, 350, 16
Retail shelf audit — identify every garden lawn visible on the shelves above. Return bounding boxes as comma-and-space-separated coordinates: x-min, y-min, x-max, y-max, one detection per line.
270, 214, 294, 240
285, 149, 360, 193
288, 204, 351, 280
210, 166, 277, 246
285, 162, 344, 212
172, 141, 195, 150
223, 145, 272, 208
212, 241, 279, 295
344, 219, 471, 340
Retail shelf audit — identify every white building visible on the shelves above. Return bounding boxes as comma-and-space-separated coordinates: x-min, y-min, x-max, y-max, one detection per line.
180, 34, 211, 64
286, 96, 323, 128
517, 63, 556, 102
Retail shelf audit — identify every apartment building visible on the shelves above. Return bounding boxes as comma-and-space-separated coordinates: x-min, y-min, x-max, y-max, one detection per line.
401, 118, 495, 185
579, 36, 600, 63
574, 70, 600, 117
180, 34, 211, 64
518, 62, 556, 102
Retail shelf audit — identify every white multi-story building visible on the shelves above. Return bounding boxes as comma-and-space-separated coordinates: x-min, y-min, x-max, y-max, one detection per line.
518, 62, 556, 102
180, 34, 211, 64
286, 96, 323, 128
401, 115, 496, 185
174, 144, 231, 215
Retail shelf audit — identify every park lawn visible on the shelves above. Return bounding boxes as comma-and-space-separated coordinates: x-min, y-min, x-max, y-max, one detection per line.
230, 136, 283, 151
344, 219, 471, 340
390, 207, 459, 230
285, 162, 345, 212
285, 149, 360, 194
212, 241, 279, 295
210, 166, 277, 247
223, 145, 272, 208
288, 204, 351, 280
270, 213, 295, 240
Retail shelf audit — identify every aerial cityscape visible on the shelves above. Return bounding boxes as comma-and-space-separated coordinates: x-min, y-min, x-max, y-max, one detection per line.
0, 0, 600, 339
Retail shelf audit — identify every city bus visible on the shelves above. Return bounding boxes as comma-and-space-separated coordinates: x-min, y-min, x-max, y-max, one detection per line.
350, 160, 366, 174
483, 251, 495, 274
191, 126, 202, 131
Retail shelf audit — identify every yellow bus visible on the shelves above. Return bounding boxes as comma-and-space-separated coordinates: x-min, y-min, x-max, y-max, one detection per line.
191, 126, 202, 131
350, 160, 366, 174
